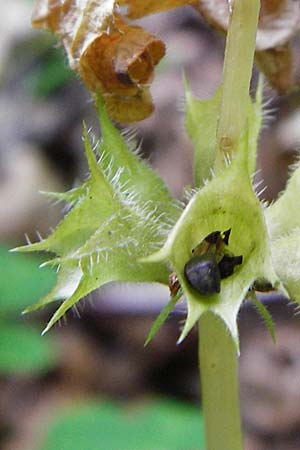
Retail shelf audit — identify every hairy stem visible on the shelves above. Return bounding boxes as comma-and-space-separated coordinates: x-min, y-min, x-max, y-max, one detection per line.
199, 314, 243, 450
215, 0, 260, 170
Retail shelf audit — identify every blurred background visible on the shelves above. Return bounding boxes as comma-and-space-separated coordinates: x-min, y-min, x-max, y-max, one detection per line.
1, 1, 300, 449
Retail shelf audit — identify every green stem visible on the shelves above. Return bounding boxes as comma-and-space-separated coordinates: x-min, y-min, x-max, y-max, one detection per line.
199, 314, 243, 450
196, 2, 260, 448
214, 0, 260, 170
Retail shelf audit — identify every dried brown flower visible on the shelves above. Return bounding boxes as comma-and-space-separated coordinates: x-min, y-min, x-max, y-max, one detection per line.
31, 0, 193, 122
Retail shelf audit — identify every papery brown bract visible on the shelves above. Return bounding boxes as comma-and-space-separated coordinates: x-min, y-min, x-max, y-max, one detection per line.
31, 0, 165, 122
102, 90, 154, 123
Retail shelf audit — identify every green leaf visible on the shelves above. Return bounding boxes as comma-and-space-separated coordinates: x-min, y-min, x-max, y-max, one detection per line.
0, 246, 56, 314
184, 78, 221, 187
97, 95, 180, 222
265, 166, 300, 302
0, 322, 57, 374
24, 47, 74, 97
266, 165, 300, 238
23, 260, 82, 314
145, 292, 181, 347
41, 400, 204, 450
249, 292, 276, 343
16, 99, 180, 333
268, 230, 300, 303
184, 75, 263, 187
40, 183, 88, 206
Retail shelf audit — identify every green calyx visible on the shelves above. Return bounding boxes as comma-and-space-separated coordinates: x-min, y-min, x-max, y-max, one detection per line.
15, 82, 300, 349
265, 165, 300, 303
145, 125, 277, 348
145, 79, 300, 349
14, 95, 180, 334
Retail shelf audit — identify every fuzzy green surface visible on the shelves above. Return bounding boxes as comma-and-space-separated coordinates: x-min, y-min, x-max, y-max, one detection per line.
15, 97, 180, 334
185, 80, 221, 187
266, 167, 300, 302
146, 143, 277, 346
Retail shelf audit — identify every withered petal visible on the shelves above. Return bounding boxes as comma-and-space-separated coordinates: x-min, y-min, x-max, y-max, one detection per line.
31, 0, 166, 122
79, 20, 165, 95
79, 32, 139, 96
32, 0, 117, 67
103, 88, 154, 123
31, 0, 62, 32
255, 44, 293, 93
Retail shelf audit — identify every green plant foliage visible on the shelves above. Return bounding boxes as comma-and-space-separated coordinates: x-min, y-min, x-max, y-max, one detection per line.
15, 78, 300, 349
264, 167, 300, 302
40, 400, 204, 450
25, 46, 74, 97
145, 140, 278, 347
15, 97, 180, 334
266, 166, 300, 237
144, 80, 285, 348
185, 77, 263, 188
0, 323, 56, 373
269, 232, 300, 302
249, 292, 276, 343
145, 291, 181, 346
0, 245, 56, 314
0, 246, 57, 373
97, 96, 180, 221
185, 79, 221, 187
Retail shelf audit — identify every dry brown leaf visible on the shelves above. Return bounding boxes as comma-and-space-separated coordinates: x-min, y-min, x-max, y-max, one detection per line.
31, 0, 63, 32
195, 0, 300, 93
103, 88, 154, 122
119, 0, 197, 19
256, 44, 293, 94
31, 0, 169, 122
32, 0, 116, 68
79, 16, 165, 96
